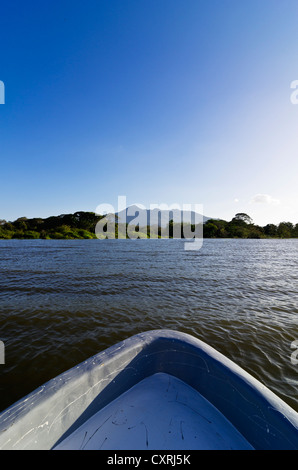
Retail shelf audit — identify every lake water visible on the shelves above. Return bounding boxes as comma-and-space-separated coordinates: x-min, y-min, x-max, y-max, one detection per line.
0, 238, 298, 413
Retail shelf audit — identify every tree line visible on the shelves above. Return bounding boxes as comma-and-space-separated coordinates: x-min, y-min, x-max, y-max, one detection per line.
0, 212, 103, 239
0, 211, 297, 239
202, 213, 298, 239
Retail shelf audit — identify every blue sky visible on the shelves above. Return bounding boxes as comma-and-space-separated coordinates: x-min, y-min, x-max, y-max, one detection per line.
1, 0, 298, 225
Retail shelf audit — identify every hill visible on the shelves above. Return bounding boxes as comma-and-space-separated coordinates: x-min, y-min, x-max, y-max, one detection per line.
114, 205, 211, 227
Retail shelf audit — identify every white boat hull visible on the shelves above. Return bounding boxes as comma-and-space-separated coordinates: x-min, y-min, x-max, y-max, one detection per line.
0, 330, 297, 450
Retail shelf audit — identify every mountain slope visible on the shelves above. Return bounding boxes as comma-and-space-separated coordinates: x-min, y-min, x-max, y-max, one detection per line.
114, 205, 211, 227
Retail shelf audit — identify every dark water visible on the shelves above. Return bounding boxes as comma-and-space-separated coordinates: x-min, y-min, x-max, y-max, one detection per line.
0, 238, 298, 413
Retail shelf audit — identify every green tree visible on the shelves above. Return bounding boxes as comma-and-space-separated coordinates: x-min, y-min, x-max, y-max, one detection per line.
14, 217, 28, 231
232, 213, 253, 225
264, 224, 278, 237
203, 221, 219, 238
277, 222, 293, 238
293, 224, 298, 238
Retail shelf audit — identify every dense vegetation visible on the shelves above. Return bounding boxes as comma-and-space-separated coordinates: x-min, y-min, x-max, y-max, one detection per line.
0, 212, 103, 239
202, 213, 298, 239
0, 211, 298, 239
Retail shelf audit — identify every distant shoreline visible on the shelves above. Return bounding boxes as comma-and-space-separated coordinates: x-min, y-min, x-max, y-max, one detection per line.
1, 210, 297, 240
1, 237, 297, 241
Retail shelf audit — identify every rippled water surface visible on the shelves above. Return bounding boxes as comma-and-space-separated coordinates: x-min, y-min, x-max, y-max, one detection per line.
1, 238, 298, 413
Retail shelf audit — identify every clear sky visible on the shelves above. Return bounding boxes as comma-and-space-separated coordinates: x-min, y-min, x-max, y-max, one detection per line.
1, 0, 298, 226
